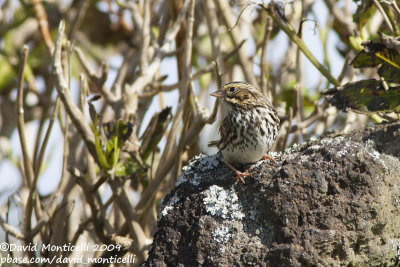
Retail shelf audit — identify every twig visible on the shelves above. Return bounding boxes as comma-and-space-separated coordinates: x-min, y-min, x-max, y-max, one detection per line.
388, 0, 400, 17
111, 48, 137, 98
32, 0, 54, 55
0, 214, 25, 239
16, 45, 34, 189
33, 97, 60, 178
282, 107, 293, 150
69, 218, 91, 247
53, 21, 100, 165
68, 166, 112, 244
156, 40, 246, 93
68, 0, 90, 40
227, 2, 252, 32
337, 54, 351, 84
125, 1, 144, 30
127, 0, 191, 95
74, 46, 117, 103
94, 235, 135, 267
372, 0, 395, 34
290, 101, 328, 132
322, 0, 356, 37
109, 179, 149, 261
58, 107, 71, 195
260, 16, 273, 96
204, 0, 226, 79
215, 0, 258, 85
139, 0, 151, 74
293, 17, 306, 141
16, 46, 39, 265
261, 3, 340, 87
135, 0, 195, 214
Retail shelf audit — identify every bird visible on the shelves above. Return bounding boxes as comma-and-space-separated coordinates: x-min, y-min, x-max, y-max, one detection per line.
209, 81, 280, 183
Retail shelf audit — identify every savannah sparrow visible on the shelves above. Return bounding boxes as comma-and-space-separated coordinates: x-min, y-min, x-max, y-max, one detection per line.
209, 82, 280, 183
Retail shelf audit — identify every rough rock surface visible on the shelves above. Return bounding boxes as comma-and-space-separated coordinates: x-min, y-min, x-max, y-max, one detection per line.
143, 122, 400, 266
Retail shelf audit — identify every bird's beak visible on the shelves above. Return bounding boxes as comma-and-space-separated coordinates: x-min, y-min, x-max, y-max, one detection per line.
210, 91, 223, 98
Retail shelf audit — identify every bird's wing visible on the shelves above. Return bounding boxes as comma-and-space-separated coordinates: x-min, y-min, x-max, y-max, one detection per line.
208, 117, 231, 150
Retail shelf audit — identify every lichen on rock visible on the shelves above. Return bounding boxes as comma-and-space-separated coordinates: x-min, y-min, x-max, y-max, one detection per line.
142, 122, 400, 266
203, 185, 245, 220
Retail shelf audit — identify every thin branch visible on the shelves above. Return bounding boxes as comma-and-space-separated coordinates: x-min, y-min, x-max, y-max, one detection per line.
74, 46, 117, 103
94, 235, 135, 267
33, 97, 60, 178
215, 0, 258, 85
156, 40, 246, 93
16, 45, 34, 189
261, 3, 340, 87
68, 0, 90, 40
322, 0, 356, 37
16, 46, 39, 265
135, 0, 195, 214
388, 0, 400, 17
68, 166, 112, 244
0, 215, 24, 240
139, 0, 151, 74
282, 107, 293, 150
260, 16, 273, 96
372, 0, 395, 34
204, 0, 226, 78
53, 21, 99, 165
109, 179, 149, 261
174, 0, 196, 176
128, 0, 191, 96
32, 0, 54, 55
126, 1, 144, 30
290, 101, 328, 132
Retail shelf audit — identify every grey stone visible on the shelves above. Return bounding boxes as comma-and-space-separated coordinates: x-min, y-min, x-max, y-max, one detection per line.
143, 122, 400, 266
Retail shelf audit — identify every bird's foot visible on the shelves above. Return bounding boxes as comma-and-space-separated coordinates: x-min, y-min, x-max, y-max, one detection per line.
234, 170, 256, 184
225, 161, 255, 184
262, 154, 279, 162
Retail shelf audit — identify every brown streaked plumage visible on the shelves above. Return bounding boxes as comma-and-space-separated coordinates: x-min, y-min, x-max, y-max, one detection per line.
209, 82, 280, 183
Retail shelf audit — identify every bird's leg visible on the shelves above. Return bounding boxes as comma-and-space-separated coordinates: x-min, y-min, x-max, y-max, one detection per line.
262, 154, 280, 162
225, 161, 255, 184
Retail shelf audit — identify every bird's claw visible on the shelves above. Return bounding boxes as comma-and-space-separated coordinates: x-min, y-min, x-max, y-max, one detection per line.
235, 170, 256, 184
262, 154, 280, 162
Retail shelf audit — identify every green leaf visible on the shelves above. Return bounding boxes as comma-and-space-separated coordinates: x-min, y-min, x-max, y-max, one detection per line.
140, 107, 172, 161
88, 95, 101, 123
323, 79, 400, 113
374, 48, 400, 69
351, 50, 383, 68
348, 36, 364, 52
378, 63, 400, 83
352, 0, 374, 29
115, 159, 141, 177
351, 33, 400, 83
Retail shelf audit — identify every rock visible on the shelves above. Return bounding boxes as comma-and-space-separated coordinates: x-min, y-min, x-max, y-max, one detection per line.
142, 122, 400, 266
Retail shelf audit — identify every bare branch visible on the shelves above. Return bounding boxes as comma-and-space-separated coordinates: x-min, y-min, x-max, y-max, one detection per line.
0, 215, 24, 240
139, 0, 151, 74
16, 45, 34, 188
32, 0, 54, 55
260, 16, 273, 96
53, 21, 99, 164
135, 0, 195, 214
373, 0, 395, 34
215, 0, 258, 85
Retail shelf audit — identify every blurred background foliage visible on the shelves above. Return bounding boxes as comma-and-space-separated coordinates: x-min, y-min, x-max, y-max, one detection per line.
0, 0, 399, 265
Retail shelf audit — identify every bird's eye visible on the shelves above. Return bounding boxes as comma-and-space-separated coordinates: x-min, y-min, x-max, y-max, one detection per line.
229, 86, 236, 92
